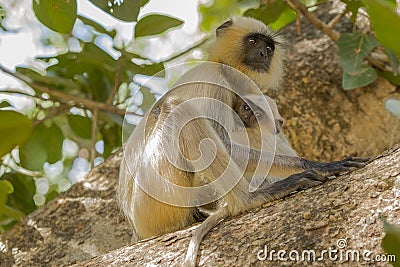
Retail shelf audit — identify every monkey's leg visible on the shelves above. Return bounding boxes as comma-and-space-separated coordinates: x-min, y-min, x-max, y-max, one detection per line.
250, 170, 327, 201
184, 207, 229, 267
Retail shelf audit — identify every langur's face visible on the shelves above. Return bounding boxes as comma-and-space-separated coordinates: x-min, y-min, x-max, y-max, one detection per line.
242, 33, 276, 73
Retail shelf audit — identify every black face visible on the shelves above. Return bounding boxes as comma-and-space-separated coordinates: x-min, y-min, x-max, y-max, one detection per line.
233, 97, 258, 128
243, 33, 275, 72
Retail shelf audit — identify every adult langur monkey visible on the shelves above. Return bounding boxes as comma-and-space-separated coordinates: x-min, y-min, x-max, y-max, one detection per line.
118, 17, 368, 266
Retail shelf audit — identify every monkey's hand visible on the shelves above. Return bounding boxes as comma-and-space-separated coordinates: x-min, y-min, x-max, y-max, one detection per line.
251, 170, 327, 201
301, 157, 370, 177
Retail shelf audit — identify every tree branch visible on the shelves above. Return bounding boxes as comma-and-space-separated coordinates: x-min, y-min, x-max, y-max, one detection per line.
33, 104, 70, 127
0, 65, 127, 116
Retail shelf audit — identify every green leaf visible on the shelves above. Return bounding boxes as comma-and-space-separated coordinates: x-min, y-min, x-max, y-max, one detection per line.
0, 180, 14, 195
341, 0, 363, 22
78, 15, 117, 38
48, 43, 117, 76
140, 0, 150, 7
19, 136, 47, 171
0, 181, 8, 205
89, 0, 140, 22
200, 0, 241, 32
337, 33, 379, 89
0, 110, 32, 158
0, 205, 25, 221
45, 189, 59, 203
244, 1, 295, 30
364, 0, 400, 56
385, 48, 399, 76
385, 98, 400, 120
337, 33, 379, 74
3, 173, 36, 215
137, 62, 165, 77
0, 177, 25, 221
19, 123, 63, 170
382, 220, 400, 267
44, 43, 118, 98
0, 5, 7, 32
32, 0, 77, 34
245, 2, 286, 25
87, 68, 113, 101
342, 67, 377, 90
269, 6, 296, 30
0, 100, 12, 108
68, 114, 92, 139
0, 5, 6, 21
119, 53, 164, 82
46, 123, 63, 163
135, 14, 184, 38
140, 86, 156, 111
380, 71, 400, 86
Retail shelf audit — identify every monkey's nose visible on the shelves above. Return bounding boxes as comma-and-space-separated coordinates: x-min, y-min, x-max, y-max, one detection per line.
259, 51, 266, 58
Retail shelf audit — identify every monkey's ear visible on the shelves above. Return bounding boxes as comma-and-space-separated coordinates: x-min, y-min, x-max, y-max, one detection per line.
274, 118, 284, 134
216, 19, 233, 37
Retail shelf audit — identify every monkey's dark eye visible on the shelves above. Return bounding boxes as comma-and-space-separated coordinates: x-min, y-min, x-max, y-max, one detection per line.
243, 104, 250, 110
248, 38, 257, 45
266, 45, 273, 54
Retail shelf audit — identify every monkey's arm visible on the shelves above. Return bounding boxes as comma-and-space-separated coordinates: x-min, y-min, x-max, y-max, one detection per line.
227, 142, 369, 178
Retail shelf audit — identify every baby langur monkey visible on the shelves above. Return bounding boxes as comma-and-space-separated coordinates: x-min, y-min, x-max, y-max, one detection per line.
118, 16, 369, 267
234, 94, 284, 134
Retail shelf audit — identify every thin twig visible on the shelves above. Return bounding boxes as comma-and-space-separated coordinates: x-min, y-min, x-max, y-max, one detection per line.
33, 104, 70, 126
285, 0, 340, 41
2, 161, 42, 178
0, 64, 127, 116
328, 12, 346, 29
285, 0, 302, 35
90, 108, 98, 168
296, 13, 302, 35
106, 59, 122, 105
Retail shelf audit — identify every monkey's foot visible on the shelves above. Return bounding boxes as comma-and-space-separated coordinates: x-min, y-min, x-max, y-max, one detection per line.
302, 157, 370, 176
252, 170, 327, 201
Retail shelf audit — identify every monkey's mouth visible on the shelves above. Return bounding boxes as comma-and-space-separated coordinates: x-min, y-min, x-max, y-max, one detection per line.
245, 60, 270, 73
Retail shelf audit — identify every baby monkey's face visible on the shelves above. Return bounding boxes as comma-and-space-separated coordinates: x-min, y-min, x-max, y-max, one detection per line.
234, 94, 284, 135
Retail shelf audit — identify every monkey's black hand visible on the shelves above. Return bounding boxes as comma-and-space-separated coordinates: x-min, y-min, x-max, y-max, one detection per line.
301, 157, 370, 177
